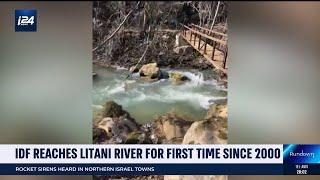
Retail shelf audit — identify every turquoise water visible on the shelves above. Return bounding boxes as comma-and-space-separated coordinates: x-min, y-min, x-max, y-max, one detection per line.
92, 65, 227, 123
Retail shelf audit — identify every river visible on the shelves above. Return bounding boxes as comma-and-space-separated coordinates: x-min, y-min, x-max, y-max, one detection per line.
92, 65, 227, 123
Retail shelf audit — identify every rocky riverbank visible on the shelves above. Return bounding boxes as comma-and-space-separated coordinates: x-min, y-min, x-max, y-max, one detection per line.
93, 100, 227, 145
93, 100, 227, 180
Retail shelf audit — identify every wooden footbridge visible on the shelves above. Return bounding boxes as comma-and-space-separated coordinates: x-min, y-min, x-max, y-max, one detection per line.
180, 23, 228, 73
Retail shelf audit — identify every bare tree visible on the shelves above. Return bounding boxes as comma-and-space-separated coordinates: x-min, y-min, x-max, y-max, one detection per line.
187, 1, 226, 28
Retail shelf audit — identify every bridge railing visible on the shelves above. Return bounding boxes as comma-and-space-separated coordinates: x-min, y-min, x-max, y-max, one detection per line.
190, 23, 227, 40
180, 24, 228, 69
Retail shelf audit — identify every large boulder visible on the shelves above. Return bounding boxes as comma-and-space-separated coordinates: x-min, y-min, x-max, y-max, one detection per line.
182, 118, 227, 144
139, 63, 161, 79
98, 117, 120, 137
164, 175, 227, 180
170, 72, 190, 85
97, 116, 139, 143
139, 63, 169, 81
102, 101, 126, 118
98, 101, 141, 144
154, 113, 193, 144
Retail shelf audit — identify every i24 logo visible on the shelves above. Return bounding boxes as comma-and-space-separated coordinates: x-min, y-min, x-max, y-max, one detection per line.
15, 9, 37, 32
17, 16, 35, 26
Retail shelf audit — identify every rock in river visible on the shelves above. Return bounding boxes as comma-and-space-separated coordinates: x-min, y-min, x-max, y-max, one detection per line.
138, 63, 169, 81
139, 63, 161, 79
170, 72, 190, 84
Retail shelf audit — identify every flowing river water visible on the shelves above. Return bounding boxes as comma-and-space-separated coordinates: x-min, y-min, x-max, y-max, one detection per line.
92, 65, 227, 123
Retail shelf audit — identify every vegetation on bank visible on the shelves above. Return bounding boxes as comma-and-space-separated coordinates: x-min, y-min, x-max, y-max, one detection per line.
93, 1, 228, 71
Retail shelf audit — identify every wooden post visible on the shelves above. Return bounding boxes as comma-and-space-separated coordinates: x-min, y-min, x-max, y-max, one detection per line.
204, 39, 207, 54
194, 33, 196, 46
212, 41, 216, 60
198, 33, 201, 49
223, 48, 228, 68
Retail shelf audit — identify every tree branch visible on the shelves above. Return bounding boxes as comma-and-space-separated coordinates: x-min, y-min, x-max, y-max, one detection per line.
210, 1, 220, 30
129, 28, 150, 73
126, 26, 151, 79
93, 1, 141, 52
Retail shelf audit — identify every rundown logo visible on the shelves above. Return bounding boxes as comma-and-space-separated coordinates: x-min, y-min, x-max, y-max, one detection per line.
289, 150, 315, 159
15, 9, 37, 32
